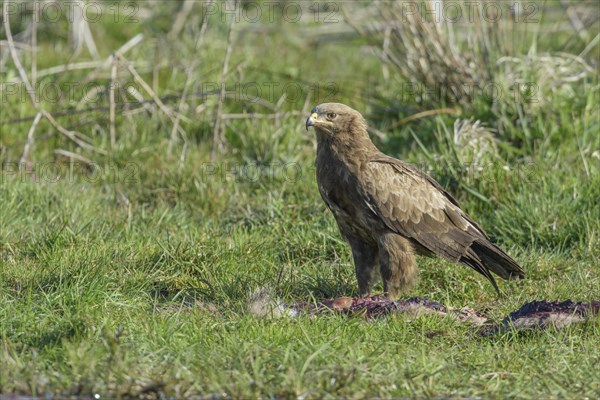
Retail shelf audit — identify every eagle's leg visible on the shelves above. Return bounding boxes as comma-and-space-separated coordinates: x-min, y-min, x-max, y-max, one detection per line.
378, 233, 418, 299
347, 237, 379, 296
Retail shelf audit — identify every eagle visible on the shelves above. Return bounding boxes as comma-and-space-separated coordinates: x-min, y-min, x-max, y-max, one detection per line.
305, 103, 524, 298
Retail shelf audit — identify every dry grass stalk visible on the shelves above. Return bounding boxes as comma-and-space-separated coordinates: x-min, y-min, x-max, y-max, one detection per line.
167, 0, 214, 161
119, 54, 189, 145
19, 111, 43, 166
169, 0, 196, 40
120, 54, 175, 120
220, 112, 303, 120
496, 53, 594, 113
42, 110, 107, 155
30, 3, 37, 86
109, 57, 117, 149
168, 62, 197, 158
3, 1, 37, 105
389, 107, 460, 129
211, 2, 237, 160
69, 0, 99, 59
376, 0, 502, 106
3, 1, 106, 156
54, 149, 94, 165
453, 118, 499, 165
6, 31, 143, 85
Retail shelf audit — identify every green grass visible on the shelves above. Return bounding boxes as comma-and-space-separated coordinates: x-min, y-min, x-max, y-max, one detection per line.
1, 1, 599, 398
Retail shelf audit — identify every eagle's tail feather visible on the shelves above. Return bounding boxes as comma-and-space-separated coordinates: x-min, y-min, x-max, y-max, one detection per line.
460, 240, 525, 294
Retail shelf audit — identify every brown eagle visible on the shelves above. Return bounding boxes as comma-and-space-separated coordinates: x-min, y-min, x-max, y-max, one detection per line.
306, 103, 524, 298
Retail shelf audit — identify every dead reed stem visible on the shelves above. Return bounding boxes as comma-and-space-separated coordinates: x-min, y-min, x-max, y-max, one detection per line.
109, 56, 118, 149
211, 2, 237, 161
3, 1, 107, 156
19, 112, 43, 165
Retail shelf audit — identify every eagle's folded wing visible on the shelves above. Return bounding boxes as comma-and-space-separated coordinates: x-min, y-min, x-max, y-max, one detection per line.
361, 157, 524, 291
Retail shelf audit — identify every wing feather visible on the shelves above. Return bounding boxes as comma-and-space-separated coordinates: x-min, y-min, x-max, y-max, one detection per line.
361, 157, 484, 258
360, 156, 523, 291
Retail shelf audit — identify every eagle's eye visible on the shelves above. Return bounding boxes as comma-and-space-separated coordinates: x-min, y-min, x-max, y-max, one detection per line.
326, 112, 337, 120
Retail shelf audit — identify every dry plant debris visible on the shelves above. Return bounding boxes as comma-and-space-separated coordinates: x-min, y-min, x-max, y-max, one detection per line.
248, 289, 599, 336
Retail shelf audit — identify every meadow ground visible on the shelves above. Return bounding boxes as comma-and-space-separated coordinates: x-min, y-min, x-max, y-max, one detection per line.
1, 1, 599, 398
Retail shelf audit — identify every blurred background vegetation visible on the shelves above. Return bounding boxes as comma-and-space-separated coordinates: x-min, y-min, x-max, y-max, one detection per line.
2, 0, 598, 251
1, 0, 599, 397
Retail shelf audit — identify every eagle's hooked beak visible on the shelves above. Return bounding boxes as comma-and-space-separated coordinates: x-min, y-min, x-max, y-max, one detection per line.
305, 112, 318, 131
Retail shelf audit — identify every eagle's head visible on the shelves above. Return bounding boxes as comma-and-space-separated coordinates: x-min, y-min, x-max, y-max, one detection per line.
305, 103, 367, 135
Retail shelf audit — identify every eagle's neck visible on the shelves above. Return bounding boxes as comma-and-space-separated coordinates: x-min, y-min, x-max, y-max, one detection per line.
316, 126, 379, 169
